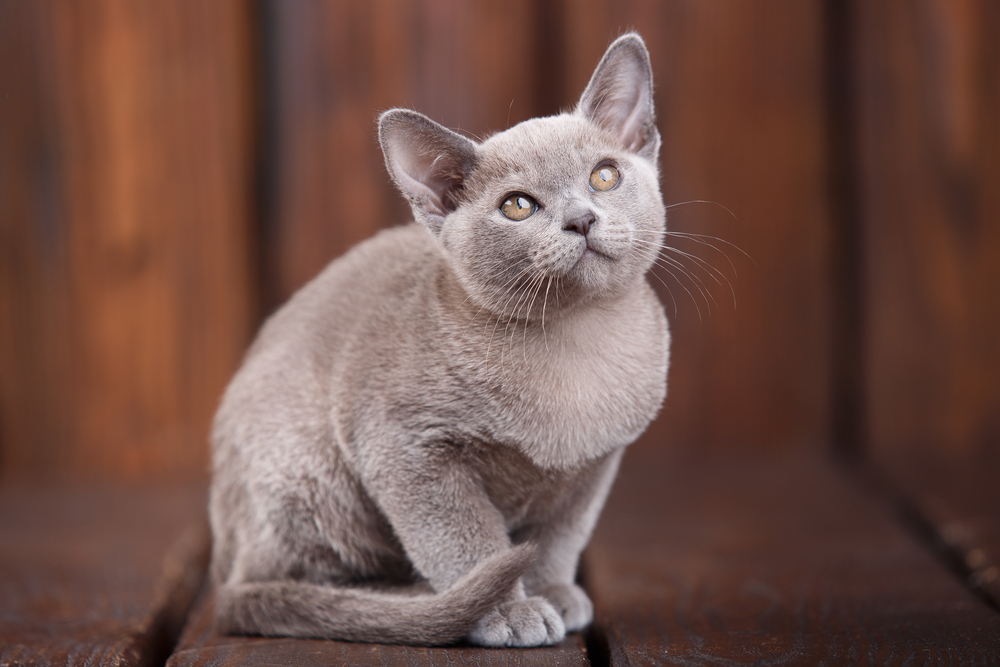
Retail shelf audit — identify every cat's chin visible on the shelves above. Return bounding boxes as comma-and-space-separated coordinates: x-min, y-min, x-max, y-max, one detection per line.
561, 267, 633, 303
567, 243, 623, 279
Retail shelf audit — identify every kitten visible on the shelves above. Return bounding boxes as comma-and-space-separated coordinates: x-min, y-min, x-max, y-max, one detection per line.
209, 32, 669, 647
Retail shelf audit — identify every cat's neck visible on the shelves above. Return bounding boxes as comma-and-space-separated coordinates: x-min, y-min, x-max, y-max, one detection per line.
429, 259, 667, 469
435, 258, 643, 333
433, 259, 658, 378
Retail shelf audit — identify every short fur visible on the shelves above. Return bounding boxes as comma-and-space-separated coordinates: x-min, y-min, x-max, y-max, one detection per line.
210, 33, 670, 647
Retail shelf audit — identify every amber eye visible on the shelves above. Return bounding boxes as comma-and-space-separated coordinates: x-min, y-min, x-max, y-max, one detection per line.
500, 194, 537, 221
590, 165, 620, 192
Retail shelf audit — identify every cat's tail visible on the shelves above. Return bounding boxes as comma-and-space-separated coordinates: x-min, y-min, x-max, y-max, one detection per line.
214, 544, 534, 645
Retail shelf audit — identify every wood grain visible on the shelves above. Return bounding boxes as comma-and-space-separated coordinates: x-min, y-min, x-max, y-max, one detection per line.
852, 0, 1000, 605
0, 0, 256, 481
583, 447, 1000, 665
910, 477, 1000, 608
0, 484, 210, 666
167, 582, 588, 667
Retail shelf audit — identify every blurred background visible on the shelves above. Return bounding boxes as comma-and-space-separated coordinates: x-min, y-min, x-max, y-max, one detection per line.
0, 1, 997, 528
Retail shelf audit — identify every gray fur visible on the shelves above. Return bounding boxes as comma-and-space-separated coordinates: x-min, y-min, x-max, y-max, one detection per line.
209, 33, 669, 647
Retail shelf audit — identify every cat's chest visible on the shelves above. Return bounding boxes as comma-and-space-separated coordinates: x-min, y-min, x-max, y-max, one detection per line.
470, 299, 669, 469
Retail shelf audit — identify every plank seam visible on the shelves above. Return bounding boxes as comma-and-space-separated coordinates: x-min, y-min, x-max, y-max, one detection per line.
140, 521, 213, 667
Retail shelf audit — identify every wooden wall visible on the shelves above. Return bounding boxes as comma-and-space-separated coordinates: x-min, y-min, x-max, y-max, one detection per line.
0, 1, 257, 481
0, 0, 997, 537
854, 0, 1000, 538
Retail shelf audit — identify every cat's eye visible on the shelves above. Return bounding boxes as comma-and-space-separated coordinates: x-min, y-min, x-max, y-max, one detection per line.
500, 194, 537, 221
590, 165, 620, 192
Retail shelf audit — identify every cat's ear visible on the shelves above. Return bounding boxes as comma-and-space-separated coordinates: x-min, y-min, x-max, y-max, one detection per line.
577, 33, 659, 161
379, 109, 477, 234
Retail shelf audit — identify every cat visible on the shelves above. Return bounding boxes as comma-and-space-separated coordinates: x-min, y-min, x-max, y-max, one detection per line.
209, 32, 669, 648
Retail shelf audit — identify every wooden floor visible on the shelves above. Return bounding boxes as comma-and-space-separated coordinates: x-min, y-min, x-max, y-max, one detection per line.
3, 445, 999, 666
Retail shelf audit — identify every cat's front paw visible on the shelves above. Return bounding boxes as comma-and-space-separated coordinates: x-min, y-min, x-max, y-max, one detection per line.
538, 583, 593, 632
467, 596, 566, 647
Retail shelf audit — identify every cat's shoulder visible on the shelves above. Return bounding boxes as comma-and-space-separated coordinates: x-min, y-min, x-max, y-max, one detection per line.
288, 224, 438, 307
323, 223, 438, 278
246, 224, 439, 356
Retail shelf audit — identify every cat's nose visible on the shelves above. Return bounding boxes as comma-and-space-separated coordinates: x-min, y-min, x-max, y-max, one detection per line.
563, 212, 595, 237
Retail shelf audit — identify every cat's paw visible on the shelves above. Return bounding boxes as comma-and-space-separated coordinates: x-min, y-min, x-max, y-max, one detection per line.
538, 583, 593, 632
467, 596, 566, 647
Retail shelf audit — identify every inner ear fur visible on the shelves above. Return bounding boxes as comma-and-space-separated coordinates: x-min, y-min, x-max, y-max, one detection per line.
379, 109, 477, 233
577, 33, 659, 160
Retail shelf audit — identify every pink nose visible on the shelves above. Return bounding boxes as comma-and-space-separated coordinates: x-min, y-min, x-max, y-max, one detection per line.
564, 212, 595, 237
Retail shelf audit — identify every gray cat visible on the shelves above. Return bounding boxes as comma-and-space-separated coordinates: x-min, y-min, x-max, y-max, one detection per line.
209, 32, 669, 647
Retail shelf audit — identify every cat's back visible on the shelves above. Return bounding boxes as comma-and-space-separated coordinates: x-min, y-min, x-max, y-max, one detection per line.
247, 223, 439, 366
212, 223, 439, 456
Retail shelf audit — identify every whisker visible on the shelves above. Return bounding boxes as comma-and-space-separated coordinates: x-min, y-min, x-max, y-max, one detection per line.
497, 271, 540, 371
641, 249, 697, 323
643, 257, 679, 318
663, 199, 738, 223
459, 260, 533, 340
484, 271, 531, 371
614, 226, 753, 270
670, 231, 754, 267
541, 275, 553, 352
632, 241, 715, 319
492, 279, 529, 371
631, 238, 737, 309
476, 262, 535, 342
663, 231, 753, 275
662, 245, 736, 309
605, 218, 749, 317
542, 274, 552, 352
522, 273, 546, 362
650, 252, 716, 315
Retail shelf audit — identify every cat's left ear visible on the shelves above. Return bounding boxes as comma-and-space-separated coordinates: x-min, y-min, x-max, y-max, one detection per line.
577, 33, 659, 162
379, 109, 477, 235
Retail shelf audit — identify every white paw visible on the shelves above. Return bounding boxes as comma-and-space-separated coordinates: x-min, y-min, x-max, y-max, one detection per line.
538, 583, 593, 632
467, 596, 566, 647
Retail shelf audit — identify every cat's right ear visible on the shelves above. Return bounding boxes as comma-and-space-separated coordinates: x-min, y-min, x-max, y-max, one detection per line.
379, 109, 477, 235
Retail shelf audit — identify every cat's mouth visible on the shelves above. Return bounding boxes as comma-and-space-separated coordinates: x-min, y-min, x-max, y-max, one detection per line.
581, 240, 613, 263
567, 245, 614, 278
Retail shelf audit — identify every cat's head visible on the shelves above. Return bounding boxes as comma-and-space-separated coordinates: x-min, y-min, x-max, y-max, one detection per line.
379, 33, 664, 318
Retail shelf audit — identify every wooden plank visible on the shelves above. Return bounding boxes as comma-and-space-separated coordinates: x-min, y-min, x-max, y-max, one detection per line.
260, 0, 551, 309
0, 0, 75, 477
0, 0, 256, 481
912, 475, 1000, 608
583, 447, 1000, 665
559, 0, 835, 452
167, 583, 588, 667
0, 484, 210, 666
852, 0, 1000, 604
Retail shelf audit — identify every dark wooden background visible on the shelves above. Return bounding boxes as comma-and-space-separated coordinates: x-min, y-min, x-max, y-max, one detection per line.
1, 0, 997, 561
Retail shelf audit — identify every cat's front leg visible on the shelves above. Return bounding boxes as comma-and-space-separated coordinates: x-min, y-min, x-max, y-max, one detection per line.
518, 448, 625, 633
361, 443, 566, 647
